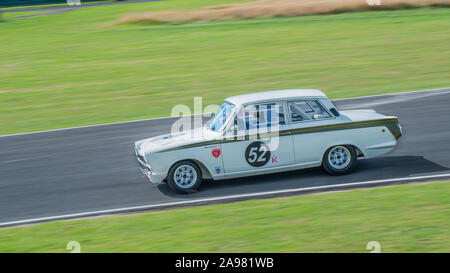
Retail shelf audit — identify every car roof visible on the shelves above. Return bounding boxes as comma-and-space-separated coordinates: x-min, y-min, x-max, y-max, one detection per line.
225, 89, 327, 106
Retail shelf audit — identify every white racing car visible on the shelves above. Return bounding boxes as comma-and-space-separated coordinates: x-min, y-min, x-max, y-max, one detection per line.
135, 89, 402, 193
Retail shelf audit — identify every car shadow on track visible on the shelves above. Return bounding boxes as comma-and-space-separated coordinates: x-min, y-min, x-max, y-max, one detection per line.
157, 155, 449, 198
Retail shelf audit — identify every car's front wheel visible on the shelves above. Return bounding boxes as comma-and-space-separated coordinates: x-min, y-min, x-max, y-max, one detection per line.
167, 161, 202, 193
322, 145, 357, 175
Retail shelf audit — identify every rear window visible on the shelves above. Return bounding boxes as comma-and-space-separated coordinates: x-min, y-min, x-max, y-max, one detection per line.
288, 100, 331, 122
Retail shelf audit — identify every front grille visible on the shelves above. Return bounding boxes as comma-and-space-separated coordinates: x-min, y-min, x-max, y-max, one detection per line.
136, 154, 151, 173
137, 154, 146, 164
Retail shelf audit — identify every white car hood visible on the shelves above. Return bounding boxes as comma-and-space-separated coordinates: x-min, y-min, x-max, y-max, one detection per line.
136, 127, 220, 154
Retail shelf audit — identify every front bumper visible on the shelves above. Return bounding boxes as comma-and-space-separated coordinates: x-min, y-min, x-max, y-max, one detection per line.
134, 144, 153, 180
134, 145, 166, 184
136, 154, 152, 176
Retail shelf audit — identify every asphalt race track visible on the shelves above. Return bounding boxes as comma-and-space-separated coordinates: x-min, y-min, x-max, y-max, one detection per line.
1, 88, 450, 226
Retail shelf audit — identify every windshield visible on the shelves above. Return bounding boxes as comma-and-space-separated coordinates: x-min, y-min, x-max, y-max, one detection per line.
205, 101, 235, 132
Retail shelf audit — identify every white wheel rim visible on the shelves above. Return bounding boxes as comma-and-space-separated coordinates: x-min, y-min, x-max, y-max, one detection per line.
174, 165, 197, 189
328, 146, 351, 169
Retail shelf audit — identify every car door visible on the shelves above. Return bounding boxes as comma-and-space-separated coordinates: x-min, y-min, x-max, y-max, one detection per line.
287, 99, 336, 164
221, 101, 294, 174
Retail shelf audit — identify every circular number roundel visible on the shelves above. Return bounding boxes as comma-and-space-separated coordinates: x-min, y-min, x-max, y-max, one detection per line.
245, 141, 271, 167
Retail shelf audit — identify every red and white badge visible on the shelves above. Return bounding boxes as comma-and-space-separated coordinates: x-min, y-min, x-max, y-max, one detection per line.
212, 148, 221, 158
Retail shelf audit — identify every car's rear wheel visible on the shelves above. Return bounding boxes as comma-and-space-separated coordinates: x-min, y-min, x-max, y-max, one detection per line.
322, 145, 357, 175
167, 161, 202, 193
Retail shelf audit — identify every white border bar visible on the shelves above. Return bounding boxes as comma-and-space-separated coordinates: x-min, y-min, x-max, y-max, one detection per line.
1, 173, 449, 228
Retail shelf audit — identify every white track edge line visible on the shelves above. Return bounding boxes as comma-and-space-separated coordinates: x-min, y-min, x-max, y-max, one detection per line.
0, 113, 205, 138
1, 87, 448, 138
1, 172, 449, 227
332, 87, 450, 101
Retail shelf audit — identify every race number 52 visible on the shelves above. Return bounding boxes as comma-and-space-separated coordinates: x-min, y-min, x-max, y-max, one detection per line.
245, 141, 271, 167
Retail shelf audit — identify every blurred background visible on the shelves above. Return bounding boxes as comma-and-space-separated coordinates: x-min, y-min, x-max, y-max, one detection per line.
0, 0, 448, 253
1, 0, 449, 135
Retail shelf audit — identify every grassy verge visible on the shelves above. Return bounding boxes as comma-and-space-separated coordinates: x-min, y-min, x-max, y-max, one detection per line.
0, 181, 449, 252
0, 1, 448, 134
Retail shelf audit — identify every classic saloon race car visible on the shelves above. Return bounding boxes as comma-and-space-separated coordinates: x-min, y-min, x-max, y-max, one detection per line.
135, 89, 402, 193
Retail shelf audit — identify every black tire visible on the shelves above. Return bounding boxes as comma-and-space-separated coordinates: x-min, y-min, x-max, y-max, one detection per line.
322, 145, 357, 175
167, 160, 202, 193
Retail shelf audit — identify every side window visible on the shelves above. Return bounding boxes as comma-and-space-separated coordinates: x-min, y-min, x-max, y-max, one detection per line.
288, 100, 331, 122
243, 102, 285, 130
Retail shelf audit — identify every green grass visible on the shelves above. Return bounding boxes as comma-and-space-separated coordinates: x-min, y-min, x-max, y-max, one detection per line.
0, 182, 449, 253
0, 1, 449, 134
